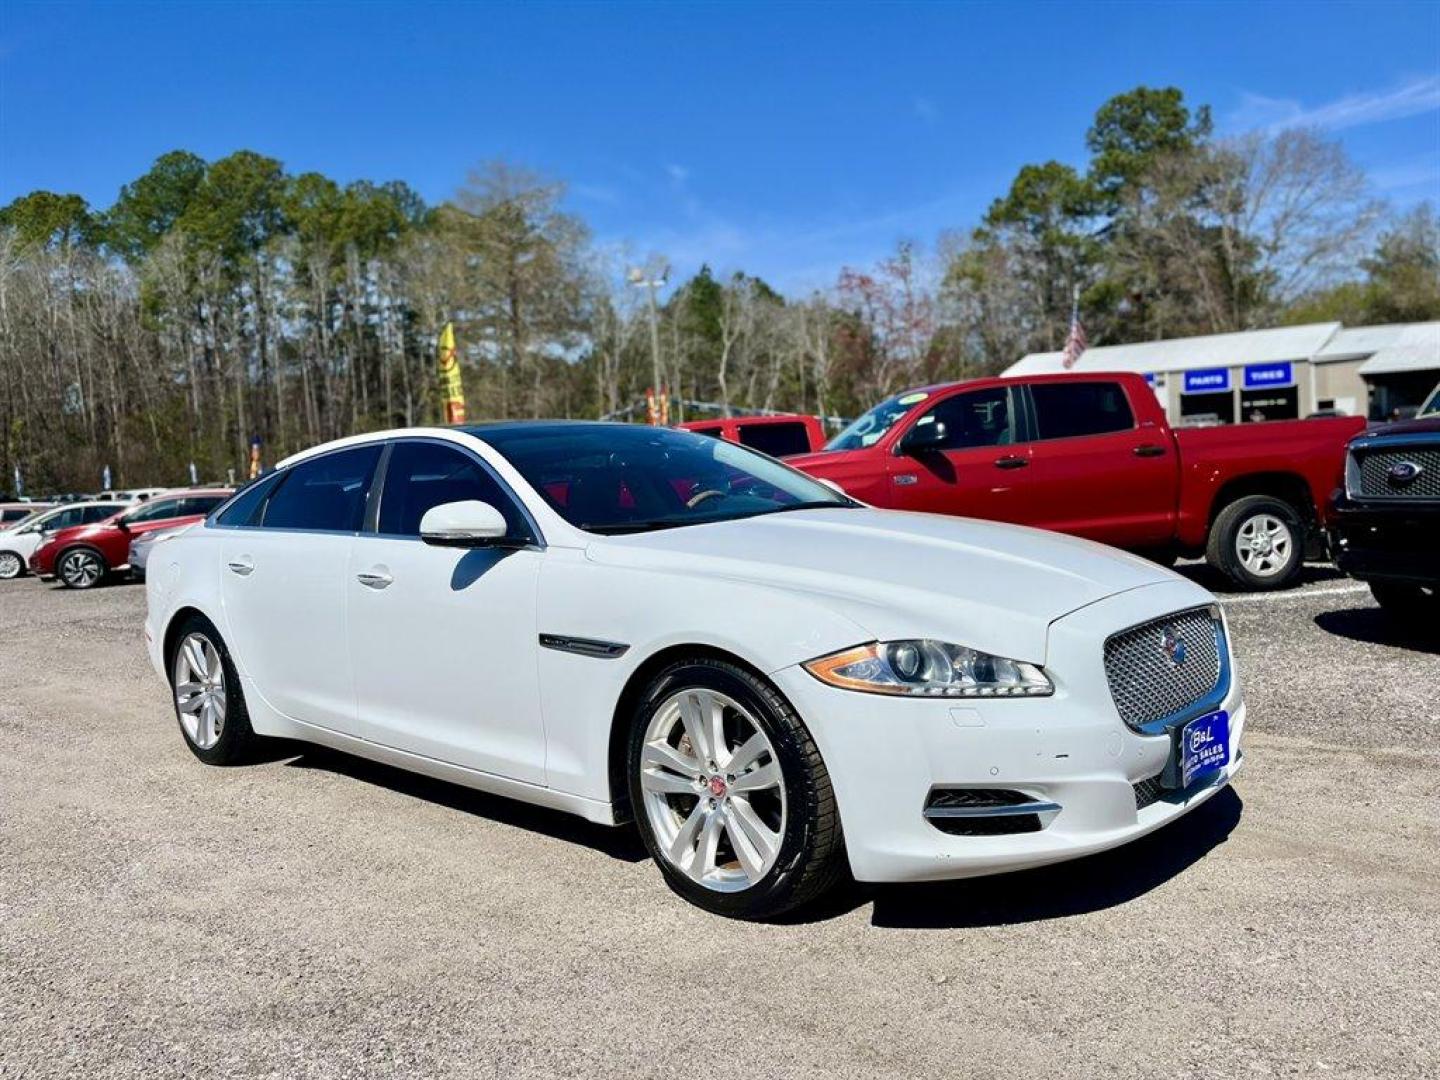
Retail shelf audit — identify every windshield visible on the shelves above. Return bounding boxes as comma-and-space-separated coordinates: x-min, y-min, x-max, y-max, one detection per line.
479, 424, 853, 535
825, 391, 930, 451
3, 508, 48, 531
1419, 382, 1439, 418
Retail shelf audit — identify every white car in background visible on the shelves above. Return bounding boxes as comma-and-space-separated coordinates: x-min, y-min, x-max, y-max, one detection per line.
0, 500, 130, 579
145, 423, 1245, 918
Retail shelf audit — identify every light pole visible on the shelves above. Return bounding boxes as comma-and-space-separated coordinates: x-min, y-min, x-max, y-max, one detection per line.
627, 258, 669, 415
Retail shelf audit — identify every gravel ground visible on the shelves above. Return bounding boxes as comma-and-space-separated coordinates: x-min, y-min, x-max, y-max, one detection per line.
1, 568, 1437, 1079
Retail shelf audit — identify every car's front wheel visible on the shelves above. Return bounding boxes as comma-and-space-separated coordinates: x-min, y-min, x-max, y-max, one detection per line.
0, 551, 24, 579
169, 614, 259, 765
627, 657, 846, 919
57, 547, 106, 589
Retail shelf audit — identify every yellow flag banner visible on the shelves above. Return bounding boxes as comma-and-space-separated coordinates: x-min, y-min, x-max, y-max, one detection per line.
438, 321, 466, 424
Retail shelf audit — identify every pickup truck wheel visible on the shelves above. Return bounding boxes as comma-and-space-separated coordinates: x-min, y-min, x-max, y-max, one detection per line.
1369, 582, 1439, 624
1206, 495, 1303, 591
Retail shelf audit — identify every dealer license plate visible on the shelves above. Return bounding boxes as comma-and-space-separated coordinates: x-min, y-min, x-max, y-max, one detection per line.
1179, 709, 1230, 789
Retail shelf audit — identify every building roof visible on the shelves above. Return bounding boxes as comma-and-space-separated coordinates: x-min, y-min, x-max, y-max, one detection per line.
1356, 322, 1440, 376
1006, 322, 1342, 377
1314, 322, 1415, 363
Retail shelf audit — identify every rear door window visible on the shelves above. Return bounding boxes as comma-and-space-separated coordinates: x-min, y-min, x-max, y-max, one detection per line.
178, 495, 227, 517
1030, 382, 1135, 440
737, 422, 812, 458
213, 474, 281, 527
261, 446, 381, 533
123, 498, 186, 524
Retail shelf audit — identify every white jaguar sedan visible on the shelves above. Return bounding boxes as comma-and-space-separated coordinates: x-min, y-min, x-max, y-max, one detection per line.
145, 423, 1244, 918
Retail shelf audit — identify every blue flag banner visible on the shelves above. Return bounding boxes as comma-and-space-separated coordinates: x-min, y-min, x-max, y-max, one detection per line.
1243, 362, 1294, 389
1183, 368, 1230, 394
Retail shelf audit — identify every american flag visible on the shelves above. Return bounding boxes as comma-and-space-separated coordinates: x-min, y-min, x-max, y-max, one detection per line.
1061, 291, 1087, 369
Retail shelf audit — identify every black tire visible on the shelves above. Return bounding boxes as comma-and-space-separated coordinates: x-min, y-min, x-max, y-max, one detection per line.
1370, 582, 1440, 625
168, 613, 260, 765
56, 546, 107, 590
626, 657, 846, 919
0, 550, 24, 579
1206, 495, 1305, 591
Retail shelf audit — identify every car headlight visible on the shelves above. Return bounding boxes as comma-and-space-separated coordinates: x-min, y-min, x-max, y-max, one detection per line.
804, 640, 1053, 698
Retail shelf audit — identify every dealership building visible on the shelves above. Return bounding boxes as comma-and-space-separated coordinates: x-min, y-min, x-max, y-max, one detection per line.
1005, 321, 1440, 424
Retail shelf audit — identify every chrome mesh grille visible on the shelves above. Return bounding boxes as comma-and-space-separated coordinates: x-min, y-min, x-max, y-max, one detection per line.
1103, 607, 1223, 729
1357, 448, 1440, 499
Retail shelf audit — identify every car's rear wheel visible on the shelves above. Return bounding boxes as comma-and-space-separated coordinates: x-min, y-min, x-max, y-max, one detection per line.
1370, 582, 1439, 625
57, 547, 106, 590
626, 657, 846, 919
170, 614, 259, 765
1206, 495, 1304, 590
0, 551, 23, 579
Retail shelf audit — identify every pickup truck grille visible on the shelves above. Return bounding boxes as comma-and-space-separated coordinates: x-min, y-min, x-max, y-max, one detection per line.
1356, 448, 1440, 500
1103, 607, 1224, 730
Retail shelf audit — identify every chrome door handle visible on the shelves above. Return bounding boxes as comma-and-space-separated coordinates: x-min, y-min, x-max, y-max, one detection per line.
1133, 443, 1166, 458
994, 455, 1028, 470
356, 569, 393, 590
227, 558, 254, 576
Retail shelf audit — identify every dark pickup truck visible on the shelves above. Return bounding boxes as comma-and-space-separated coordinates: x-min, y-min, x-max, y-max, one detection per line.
1330, 383, 1440, 621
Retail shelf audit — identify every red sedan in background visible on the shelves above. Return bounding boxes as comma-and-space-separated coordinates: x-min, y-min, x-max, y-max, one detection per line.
31, 488, 231, 589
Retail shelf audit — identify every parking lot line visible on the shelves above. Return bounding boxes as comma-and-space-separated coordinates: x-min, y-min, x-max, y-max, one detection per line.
1220, 584, 1370, 604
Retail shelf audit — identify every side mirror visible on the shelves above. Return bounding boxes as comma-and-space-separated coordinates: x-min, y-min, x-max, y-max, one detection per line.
115, 519, 131, 532
419, 500, 514, 547
899, 420, 947, 455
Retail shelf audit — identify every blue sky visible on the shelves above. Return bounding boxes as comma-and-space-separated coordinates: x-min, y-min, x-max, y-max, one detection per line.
2, 1, 1438, 290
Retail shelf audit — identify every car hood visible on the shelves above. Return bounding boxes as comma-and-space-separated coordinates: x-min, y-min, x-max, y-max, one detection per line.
1363, 416, 1440, 438
584, 507, 1196, 663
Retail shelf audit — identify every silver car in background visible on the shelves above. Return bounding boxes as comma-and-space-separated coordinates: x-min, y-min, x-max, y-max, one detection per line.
127, 524, 192, 582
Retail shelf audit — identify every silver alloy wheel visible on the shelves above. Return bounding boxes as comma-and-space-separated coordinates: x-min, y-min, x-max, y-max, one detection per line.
1234, 513, 1293, 578
639, 688, 787, 893
174, 632, 227, 750
59, 549, 102, 588
0, 552, 21, 579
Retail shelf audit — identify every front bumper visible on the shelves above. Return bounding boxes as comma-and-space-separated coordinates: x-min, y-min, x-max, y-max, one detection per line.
773, 579, 1244, 884
1329, 494, 1440, 586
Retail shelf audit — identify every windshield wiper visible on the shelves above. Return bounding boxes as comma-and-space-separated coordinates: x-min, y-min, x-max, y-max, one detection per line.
582, 501, 850, 535
580, 518, 696, 535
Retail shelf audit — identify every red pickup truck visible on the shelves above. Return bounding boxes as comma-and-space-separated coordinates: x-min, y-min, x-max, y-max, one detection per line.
677, 414, 827, 458
786, 372, 1365, 590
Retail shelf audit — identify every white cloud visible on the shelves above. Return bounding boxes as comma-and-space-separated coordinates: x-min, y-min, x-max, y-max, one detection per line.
1230, 75, 1440, 134
664, 162, 690, 186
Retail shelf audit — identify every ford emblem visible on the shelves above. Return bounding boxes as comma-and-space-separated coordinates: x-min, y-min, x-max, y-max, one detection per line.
1387, 461, 1423, 486
1160, 626, 1187, 667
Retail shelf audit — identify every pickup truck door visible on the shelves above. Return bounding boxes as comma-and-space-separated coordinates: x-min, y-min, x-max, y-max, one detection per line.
883, 385, 1034, 521
1020, 380, 1176, 548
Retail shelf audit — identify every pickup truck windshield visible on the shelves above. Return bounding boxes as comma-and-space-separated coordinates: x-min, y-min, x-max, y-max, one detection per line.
1419, 383, 1439, 418
481, 424, 853, 535
826, 391, 929, 451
